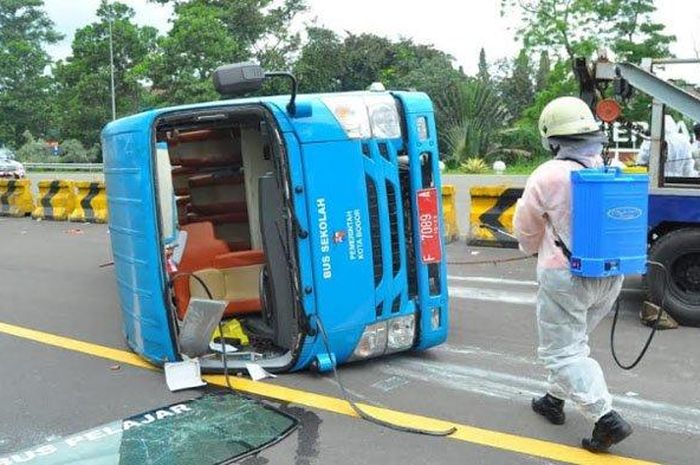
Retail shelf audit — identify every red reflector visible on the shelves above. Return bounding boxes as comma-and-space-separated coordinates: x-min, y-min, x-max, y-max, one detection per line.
416, 187, 442, 264
596, 98, 622, 123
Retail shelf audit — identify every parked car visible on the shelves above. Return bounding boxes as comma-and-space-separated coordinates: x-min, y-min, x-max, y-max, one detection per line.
0, 147, 25, 179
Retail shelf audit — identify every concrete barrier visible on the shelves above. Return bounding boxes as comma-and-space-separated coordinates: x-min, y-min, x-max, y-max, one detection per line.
32, 180, 76, 221
70, 181, 108, 223
0, 179, 34, 217
441, 185, 459, 243
468, 185, 524, 247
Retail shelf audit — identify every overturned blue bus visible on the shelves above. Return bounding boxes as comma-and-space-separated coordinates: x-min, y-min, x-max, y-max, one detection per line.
101, 62, 449, 373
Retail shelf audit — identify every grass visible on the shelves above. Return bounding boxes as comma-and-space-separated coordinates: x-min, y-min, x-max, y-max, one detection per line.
504, 156, 549, 175
444, 156, 550, 176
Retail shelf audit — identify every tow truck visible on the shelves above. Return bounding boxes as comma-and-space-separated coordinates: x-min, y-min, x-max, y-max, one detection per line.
101, 62, 449, 371
576, 57, 700, 326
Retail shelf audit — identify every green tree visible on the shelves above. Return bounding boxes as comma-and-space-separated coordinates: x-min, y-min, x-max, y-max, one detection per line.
15, 130, 50, 162
503, 0, 675, 64
147, 2, 243, 105
535, 50, 550, 92
0, 0, 61, 147
477, 47, 490, 83
379, 39, 463, 96
499, 49, 534, 122
502, 0, 605, 62
294, 27, 344, 92
606, 0, 675, 62
147, 0, 306, 105
150, 0, 306, 68
53, 1, 157, 146
336, 33, 395, 91
296, 29, 462, 96
606, 0, 675, 121
436, 79, 509, 164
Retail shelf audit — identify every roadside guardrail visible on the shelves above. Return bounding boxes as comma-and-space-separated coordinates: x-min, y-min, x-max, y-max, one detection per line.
24, 162, 103, 172
32, 180, 77, 221
0, 179, 34, 217
468, 186, 523, 248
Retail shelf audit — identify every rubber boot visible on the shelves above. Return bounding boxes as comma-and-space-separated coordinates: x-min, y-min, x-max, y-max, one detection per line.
582, 410, 633, 452
531, 393, 565, 425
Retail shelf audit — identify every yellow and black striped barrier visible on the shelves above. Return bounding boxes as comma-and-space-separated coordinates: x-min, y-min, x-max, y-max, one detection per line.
0, 179, 34, 217
70, 181, 108, 223
441, 185, 459, 243
32, 180, 77, 221
469, 186, 523, 248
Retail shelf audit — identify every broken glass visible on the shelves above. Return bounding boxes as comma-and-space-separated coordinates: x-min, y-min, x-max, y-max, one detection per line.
0, 392, 297, 465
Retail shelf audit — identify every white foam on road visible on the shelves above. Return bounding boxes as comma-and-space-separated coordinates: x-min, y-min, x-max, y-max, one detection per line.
447, 276, 643, 305
437, 343, 537, 366
448, 275, 538, 287
381, 357, 700, 436
448, 285, 536, 306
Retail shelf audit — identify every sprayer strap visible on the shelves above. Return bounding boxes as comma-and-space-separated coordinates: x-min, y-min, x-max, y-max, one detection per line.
558, 158, 588, 169
554, 238, 573, 260
551, 158, 585, 261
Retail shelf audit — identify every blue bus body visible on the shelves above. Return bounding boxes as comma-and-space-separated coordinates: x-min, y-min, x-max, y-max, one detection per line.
102, 91, 449, 370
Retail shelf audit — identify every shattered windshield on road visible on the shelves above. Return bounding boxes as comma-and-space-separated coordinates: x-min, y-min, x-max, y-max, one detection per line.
0, 392, 298, 465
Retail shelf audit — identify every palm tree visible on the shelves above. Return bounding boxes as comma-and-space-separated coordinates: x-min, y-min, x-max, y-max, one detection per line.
436, 79, 509, 164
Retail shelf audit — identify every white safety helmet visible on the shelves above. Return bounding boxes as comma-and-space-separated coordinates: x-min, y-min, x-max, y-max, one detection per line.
538, 96, 600, 139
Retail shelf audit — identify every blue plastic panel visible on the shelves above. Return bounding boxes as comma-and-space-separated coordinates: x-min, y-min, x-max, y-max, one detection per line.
392, 92, 448, 349
571, 168, 649, 277
102, 110, 179, 365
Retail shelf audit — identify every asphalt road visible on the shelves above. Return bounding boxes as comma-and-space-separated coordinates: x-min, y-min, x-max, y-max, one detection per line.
0, 217, 698, 464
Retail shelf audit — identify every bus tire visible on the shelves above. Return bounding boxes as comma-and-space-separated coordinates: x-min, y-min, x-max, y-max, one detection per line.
647, 227, 700, 327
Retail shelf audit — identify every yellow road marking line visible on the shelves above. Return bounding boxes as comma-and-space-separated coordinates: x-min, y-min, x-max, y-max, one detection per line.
0, 321, 659, 465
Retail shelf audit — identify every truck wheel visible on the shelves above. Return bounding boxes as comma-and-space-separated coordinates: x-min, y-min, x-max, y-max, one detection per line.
647, 228, 700, 327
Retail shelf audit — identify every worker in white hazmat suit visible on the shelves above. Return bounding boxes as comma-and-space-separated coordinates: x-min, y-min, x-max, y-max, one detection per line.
636, 115, 697, 177
513, 96, 632, 452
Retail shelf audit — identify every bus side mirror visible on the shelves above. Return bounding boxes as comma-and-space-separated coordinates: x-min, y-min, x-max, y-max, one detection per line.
212, 62, 265, 96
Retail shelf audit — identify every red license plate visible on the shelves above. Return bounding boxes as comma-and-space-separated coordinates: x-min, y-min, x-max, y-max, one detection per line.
416, 188, 442, 264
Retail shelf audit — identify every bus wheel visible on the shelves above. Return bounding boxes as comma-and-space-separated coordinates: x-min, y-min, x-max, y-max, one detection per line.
647, 228, 700, 327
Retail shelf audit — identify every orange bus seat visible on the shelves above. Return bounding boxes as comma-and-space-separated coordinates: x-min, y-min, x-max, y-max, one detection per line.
185, 212, 251, 250
173, 222, 231, 319
173, 221, 263, 319
188, 173, 247, 215
167, 129, 242, 167
172, 167, 197, 196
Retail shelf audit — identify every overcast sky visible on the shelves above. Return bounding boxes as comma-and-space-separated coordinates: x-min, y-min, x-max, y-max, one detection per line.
44, 0, 700, 78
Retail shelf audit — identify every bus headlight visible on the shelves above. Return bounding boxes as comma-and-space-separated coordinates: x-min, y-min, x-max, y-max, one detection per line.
386, 314, 415, 352
321, 96, 372, 139
367, 97, 401, 139
350, 321, 387, 360
322, 94, 401, 140
350, 314, 416, 361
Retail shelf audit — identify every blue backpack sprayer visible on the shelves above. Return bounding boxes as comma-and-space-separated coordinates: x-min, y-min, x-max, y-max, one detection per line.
564, 167, 667, 370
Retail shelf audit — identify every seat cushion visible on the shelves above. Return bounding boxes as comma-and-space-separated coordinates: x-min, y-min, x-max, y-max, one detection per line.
178, 222, 230, 271
174, 222, 231, 319
190, 264, 264, 317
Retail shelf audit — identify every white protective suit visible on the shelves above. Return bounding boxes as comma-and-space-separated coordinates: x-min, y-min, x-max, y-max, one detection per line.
636, 116, 698, 177
514, 136, 624, 421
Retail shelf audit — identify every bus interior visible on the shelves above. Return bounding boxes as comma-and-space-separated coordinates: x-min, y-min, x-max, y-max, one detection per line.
154, 106, 302, 371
